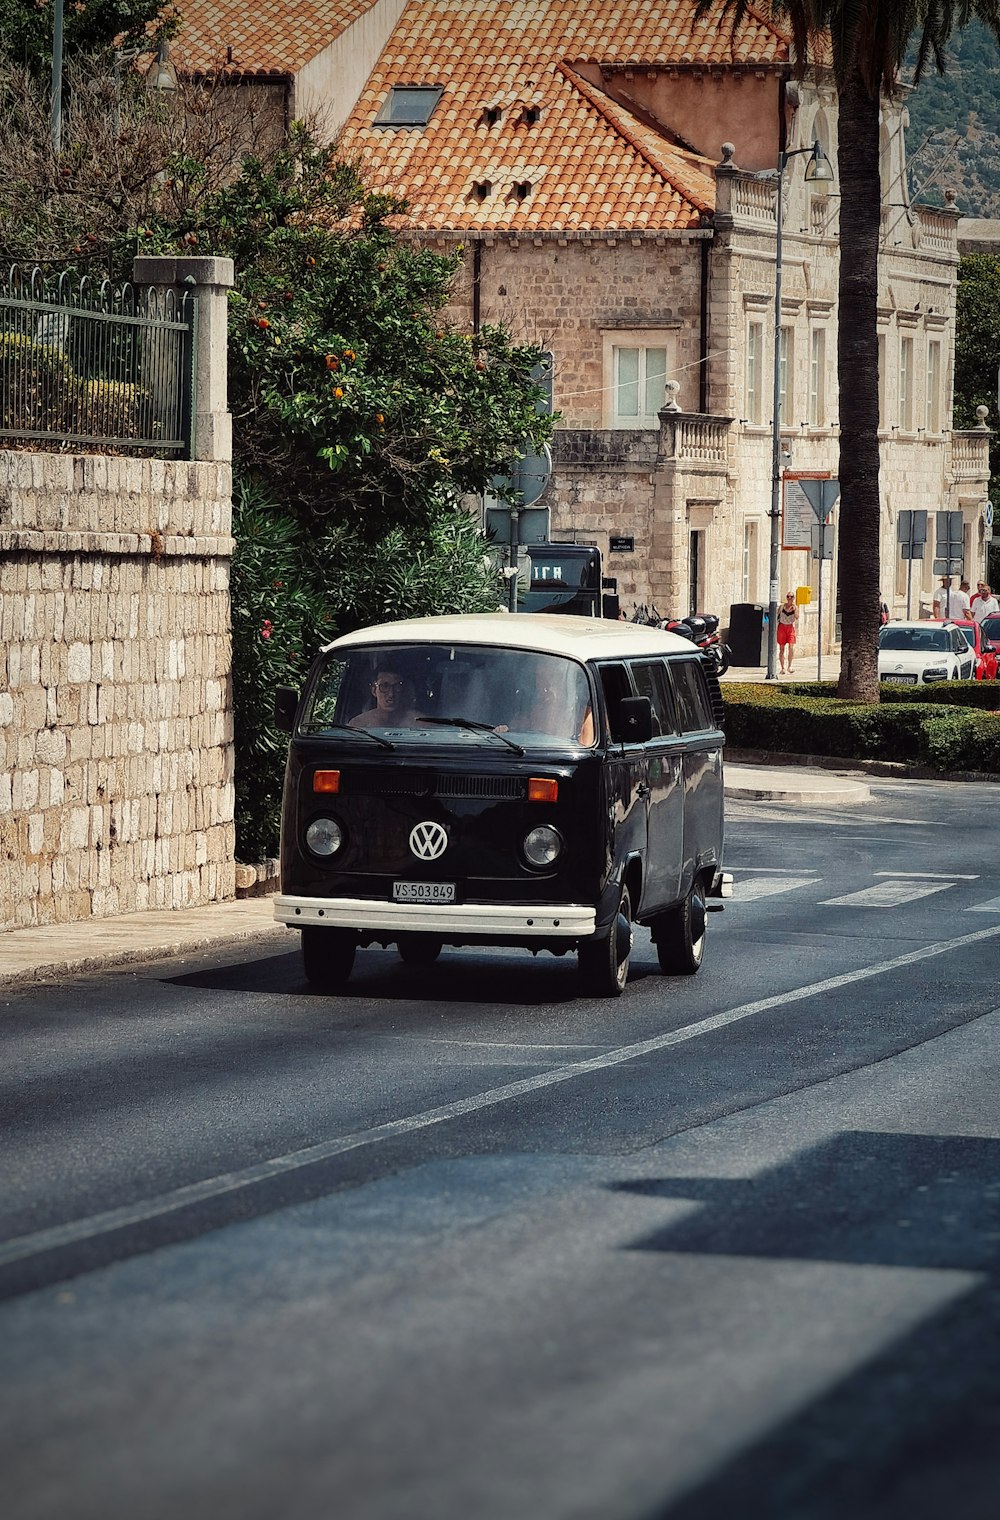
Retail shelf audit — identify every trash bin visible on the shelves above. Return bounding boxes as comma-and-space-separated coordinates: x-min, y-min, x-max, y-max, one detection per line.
728, 603, 767, 666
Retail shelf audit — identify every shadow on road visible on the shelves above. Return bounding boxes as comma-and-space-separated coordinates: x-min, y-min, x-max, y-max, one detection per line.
613, 1130, 1000, 1520
165, 942, 662, 1006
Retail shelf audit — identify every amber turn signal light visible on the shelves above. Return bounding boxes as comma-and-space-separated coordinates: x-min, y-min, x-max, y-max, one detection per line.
527, 777, 558, 803
312, 769, 341, 794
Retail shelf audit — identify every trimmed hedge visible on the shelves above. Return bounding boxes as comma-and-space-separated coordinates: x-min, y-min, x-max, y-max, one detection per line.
723, 681, 1000, 772
785, 679, 1000, 710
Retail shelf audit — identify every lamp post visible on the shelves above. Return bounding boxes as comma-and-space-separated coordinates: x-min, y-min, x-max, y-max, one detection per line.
50, 0, 64, 153
764, 140, 834, 679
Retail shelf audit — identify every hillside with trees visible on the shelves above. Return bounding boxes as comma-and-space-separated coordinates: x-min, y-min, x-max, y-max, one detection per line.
904, 20, 1000, 217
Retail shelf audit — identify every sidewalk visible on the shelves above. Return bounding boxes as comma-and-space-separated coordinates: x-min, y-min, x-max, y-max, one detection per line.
0, 756, 871, 990
723, 648, 840, 684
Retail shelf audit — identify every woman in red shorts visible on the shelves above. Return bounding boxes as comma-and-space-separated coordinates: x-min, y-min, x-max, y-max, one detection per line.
776, 591, 799, 674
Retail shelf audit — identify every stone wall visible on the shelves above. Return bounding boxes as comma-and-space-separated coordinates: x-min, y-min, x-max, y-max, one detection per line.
0, 450, 235, 930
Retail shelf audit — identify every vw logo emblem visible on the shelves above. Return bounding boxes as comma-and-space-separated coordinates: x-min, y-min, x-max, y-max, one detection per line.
409, 820, 449, 861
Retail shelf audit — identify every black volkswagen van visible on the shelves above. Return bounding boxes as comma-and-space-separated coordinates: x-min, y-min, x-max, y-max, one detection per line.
274, 614, 728, 996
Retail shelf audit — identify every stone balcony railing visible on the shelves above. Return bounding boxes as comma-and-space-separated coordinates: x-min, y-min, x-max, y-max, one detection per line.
658, 411, 732, 465
949, 424, 992, 480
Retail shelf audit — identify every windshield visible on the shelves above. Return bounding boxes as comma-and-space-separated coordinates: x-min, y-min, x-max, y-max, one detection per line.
518, 549, 600, 616
300, 643, 595, 748
879, 627, 950, 652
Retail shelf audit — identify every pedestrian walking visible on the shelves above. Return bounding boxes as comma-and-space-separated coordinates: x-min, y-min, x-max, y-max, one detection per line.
933, 576, 971, 620
972, 583, 999, 624
776, 591, 799, 674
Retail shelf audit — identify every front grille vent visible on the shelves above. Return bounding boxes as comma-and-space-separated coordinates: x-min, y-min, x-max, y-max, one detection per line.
343, 769, 525, 800
435, 775, 525, 800
345, 768, 433, 796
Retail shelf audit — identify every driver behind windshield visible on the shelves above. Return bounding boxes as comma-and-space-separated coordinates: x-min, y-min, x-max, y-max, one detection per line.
349, 666, 421, 729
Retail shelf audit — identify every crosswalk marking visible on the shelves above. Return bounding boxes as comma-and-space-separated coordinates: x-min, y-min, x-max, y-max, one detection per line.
821, 881, 953, 908
733, 875, 819, 903
874, 870, 979, 880
964, 895, 1000, 914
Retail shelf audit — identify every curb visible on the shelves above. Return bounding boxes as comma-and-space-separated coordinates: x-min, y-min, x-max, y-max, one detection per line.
726, 748, 1000, 784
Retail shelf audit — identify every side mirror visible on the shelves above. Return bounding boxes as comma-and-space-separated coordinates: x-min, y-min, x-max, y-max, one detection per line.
274, 685, 299, 733
617, 696, 653, 744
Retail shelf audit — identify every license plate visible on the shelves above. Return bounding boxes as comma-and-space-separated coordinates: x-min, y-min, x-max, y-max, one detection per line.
883, 674, 916, 684
392, 881, 456, 903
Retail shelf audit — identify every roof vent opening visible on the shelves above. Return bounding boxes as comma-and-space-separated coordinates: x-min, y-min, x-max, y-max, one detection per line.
521, 106, 541, 125
481, 106, 502, 127
512, 180, 532, 202
471, 180, 493, 201
374, 86, 443, 129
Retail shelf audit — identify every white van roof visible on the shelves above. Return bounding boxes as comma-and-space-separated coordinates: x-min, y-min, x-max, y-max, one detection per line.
324, 613, 699, 661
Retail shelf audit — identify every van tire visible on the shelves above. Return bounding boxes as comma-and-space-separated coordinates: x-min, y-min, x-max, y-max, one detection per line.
654, 881, 707, 975
397, 934, 443, 966
301, 925, 356, 990
578, 885, 633, 997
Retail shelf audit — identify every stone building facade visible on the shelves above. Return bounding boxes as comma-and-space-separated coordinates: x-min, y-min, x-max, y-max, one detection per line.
329, 2, 992, 647
0, 259, 237, 932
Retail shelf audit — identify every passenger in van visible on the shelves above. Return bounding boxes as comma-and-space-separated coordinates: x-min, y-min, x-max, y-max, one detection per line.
349, 667, 421, 729
497, 670, 595, 744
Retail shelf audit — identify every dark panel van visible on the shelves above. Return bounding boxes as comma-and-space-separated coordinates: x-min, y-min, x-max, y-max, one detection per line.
274, 614, 728, 996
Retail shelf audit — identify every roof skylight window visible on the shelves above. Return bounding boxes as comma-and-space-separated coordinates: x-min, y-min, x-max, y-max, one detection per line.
374, 86, 443, 129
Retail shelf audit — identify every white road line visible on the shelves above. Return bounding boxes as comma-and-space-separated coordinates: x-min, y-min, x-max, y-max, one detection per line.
965, 896, 1000, 914
4, 920, 1000, 1271
874, 871, 979, 880
724, 867, 821, 876
731, 875, 819, 902
822, 881, 953, 908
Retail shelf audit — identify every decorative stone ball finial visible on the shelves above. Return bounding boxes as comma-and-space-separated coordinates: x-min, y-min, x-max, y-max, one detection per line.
976, 404, 990, 428
945, 188, 957, 206
662, 379, 681, 413
719, 142, 735, 166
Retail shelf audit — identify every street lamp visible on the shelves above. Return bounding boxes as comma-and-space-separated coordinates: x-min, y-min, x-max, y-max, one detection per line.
50, 0, 64, 153
764, 140, 834, 679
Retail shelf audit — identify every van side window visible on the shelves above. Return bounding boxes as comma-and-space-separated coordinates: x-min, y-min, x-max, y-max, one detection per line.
598, 662, 633, 742
670, 659, 713, 733
629, 660, 677, 737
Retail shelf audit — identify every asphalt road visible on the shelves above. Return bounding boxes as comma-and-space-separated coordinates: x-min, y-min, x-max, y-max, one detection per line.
3, 777, 1000, 1520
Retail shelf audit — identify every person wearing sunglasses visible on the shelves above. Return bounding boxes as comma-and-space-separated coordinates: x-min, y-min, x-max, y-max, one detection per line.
349, 667, 420, 728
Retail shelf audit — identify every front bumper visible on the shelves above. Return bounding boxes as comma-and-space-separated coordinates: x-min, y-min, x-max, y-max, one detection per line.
274, 894, 597, 938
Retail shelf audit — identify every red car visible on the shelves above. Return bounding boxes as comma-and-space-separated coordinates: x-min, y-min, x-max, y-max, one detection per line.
939, 619, 999, 680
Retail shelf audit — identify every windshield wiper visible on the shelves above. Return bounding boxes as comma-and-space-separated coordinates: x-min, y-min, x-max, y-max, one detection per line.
301, 722, 394, 749
419, 715, 525, 755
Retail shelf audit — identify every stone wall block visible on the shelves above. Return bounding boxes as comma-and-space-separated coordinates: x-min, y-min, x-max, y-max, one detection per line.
1, 449, 236, 931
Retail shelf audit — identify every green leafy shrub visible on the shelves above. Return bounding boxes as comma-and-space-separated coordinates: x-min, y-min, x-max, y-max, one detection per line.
0, 330, 75, 434
722, 682, 1000, 771
786, 679, 1000, 710
74, 378, 152, 439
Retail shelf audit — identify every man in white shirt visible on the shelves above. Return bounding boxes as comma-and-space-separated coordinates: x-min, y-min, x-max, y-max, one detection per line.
972, 583, 999, 623
933, 576, 971, 620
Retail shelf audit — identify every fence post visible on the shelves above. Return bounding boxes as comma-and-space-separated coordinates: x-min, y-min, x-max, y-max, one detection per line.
132, 255, 235, 462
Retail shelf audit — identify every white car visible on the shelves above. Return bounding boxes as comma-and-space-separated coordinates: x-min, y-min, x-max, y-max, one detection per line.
878, 620, 976, 685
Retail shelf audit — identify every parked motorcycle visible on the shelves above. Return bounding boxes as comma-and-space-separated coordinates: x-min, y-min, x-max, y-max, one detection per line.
662, 612, 732, 677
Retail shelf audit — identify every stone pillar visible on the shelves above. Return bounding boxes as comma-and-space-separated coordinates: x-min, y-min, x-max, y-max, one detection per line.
133, 255, 235, 462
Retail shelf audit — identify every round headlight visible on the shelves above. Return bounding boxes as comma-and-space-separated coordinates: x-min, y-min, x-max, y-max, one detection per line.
305, 817, 343, 857
523, 824, 563, 868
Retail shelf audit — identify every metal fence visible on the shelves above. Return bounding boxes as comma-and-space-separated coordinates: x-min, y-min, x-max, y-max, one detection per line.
1, 269, 196, 456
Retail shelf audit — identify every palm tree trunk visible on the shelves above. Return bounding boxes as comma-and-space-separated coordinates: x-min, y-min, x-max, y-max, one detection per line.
835, 66, 882, 701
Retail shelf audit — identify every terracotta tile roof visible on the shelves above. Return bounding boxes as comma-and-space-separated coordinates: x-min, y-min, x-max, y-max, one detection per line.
338, 0, 790, 234
170, 0, 381, 76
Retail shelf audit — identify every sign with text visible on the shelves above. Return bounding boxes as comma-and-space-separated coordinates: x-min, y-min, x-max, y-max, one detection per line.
783, 476, 837, 550
609, 535, 635, 553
